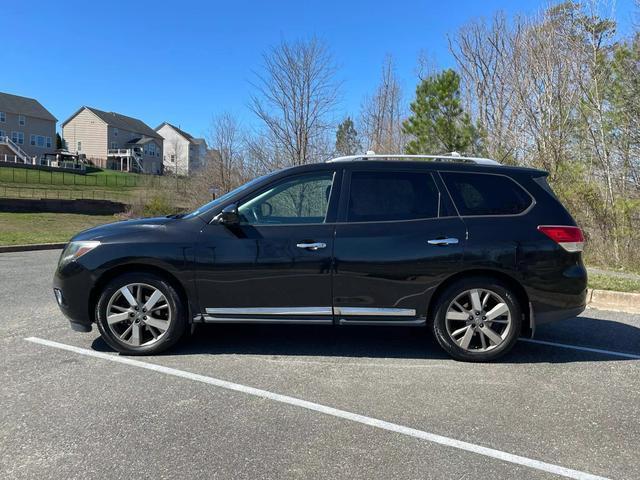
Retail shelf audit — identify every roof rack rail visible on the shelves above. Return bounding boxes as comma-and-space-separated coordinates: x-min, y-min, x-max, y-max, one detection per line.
326, 152, 500, 166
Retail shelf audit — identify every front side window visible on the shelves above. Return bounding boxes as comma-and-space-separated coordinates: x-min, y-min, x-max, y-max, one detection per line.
347, 171, 440, 222
30, 134, 36, 146
238, 172, 334, 225
46, 137, 52, 148
77, 141, 82, 151
441, 172, 532, 216
0, 111, 5, 122
36, 135, 45, 147
18, 115, 25, 126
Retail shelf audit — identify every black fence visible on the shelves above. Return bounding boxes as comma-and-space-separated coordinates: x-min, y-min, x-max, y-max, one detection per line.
0, 166, 187, 189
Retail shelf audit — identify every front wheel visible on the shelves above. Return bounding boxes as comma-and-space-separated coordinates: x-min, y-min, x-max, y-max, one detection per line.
95, 272, 186, 355
430, 277, 522, 362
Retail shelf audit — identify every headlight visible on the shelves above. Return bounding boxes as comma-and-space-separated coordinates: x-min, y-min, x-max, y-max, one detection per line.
59, 240, 101, 265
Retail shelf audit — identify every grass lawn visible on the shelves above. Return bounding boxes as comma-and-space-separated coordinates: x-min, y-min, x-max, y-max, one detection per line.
0, 212, 119, 245
588, 273, 640, 293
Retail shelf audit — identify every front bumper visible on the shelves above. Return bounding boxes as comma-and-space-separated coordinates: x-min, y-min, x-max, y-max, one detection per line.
53, 260, 96, 332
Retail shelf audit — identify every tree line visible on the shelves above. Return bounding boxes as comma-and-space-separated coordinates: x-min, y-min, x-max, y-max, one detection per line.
190, 0, 639, 270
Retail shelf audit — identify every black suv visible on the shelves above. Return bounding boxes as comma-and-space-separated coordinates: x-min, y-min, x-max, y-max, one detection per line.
53, 155, 587, 361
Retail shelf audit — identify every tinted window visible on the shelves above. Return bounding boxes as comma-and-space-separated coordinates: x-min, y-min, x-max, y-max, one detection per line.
442, 172, 532, 216
238, 172, 334, 225
347, 171, 439, 222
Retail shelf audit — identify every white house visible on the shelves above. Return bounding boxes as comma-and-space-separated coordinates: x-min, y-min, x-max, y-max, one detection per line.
155, 122, 208, 176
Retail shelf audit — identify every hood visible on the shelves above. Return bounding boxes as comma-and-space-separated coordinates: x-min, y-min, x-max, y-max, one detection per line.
71, 216, 175, 242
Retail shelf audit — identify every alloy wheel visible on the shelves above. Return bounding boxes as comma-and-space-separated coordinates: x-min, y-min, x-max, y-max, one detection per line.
105, 283, 172, 347
445, 288, 512, 352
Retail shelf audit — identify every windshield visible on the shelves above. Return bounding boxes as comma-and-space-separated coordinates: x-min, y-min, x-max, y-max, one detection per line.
184, 171, 279, 218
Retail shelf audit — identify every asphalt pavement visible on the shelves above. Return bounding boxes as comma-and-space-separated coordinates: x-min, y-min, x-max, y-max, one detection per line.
1, 250, 638, 480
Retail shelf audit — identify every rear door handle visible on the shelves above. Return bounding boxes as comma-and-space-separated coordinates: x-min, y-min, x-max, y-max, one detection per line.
296, 242, 327, 250
427, 237, 459, 246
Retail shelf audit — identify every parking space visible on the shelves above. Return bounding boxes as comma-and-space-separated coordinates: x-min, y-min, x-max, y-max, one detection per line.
1, 250, 638, 479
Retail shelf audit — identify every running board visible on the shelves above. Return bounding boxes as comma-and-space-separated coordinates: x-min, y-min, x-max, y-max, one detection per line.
199, 315, 333, 325
338, 318, 426, 326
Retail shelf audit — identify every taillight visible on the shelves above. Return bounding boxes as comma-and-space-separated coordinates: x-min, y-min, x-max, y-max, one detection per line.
537, 225, 584, 252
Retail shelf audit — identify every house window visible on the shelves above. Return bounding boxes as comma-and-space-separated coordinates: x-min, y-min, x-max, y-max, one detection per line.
77, 141, 82, 151
148, 143, 156, 156
0, 112, 5, 122
18, 115, 25, 126
30, 134, 36, 146
113, 128, 118, 136
46, 137, 52, 148
37, 136, 45, 147
170, 154, 175, 163
0, 129, 5, 138
11, 132, 24, 144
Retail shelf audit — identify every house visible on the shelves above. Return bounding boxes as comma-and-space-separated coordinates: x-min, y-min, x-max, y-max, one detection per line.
0, 91, 57, 163
155, 122, 208, 176
61, 106, 163, 174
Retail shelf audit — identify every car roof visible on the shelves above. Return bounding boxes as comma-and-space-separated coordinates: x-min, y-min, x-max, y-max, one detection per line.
278, 160, 547, 177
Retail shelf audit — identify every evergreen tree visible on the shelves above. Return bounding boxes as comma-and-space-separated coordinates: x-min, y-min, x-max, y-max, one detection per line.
403, 69, 481, 154
56, 133, 64, 150
335, 117, 361, 156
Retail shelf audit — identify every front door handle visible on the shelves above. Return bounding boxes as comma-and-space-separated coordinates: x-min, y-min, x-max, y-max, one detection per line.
296, 242, 327, 250
427, 237, 459, 246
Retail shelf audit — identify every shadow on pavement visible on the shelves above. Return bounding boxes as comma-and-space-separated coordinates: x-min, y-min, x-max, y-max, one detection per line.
91, 315, 639, 364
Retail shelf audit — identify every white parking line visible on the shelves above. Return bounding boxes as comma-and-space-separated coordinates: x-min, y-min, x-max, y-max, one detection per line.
25, 336, 609, 480
520, 338, 640, 360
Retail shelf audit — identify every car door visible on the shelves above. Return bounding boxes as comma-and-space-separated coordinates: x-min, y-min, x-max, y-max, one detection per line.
194, 169, 340, 324
332, 166, 466, 324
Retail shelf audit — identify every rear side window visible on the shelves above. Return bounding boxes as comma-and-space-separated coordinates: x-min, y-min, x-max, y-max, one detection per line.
441, 172, 532, 216
347, 171, 439, 222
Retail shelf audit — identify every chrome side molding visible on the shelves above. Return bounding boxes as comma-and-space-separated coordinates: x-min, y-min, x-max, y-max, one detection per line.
204, 306, 417, 318
333, 307, 416, 317
205, 307, 333, 316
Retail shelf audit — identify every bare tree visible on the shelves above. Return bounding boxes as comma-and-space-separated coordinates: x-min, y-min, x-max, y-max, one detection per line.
250, 38, 341, 167
206, 112, 247, 193
359, 55, 407, 153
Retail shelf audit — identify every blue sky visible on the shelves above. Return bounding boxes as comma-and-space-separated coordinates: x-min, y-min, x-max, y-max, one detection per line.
4, 0, 637, 138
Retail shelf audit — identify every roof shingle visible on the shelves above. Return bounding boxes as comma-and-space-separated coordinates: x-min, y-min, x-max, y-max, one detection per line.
0, 92, 57, 121
62, 106, 160, 139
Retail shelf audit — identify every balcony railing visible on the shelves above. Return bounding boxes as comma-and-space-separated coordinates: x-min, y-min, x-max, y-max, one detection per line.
107, 148, 143, 156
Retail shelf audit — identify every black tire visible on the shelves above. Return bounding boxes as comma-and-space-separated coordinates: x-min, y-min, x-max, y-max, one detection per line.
96, 272, 187, 355
430, 276, 522, 362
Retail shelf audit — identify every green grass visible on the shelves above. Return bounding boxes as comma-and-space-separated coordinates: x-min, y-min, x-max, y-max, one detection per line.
588, 273, 640, 293
0, 212, 119, 245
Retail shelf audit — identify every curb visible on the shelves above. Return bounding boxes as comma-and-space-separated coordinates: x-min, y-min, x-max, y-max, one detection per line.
0, 243, 66, 253
587, 288, 640, 314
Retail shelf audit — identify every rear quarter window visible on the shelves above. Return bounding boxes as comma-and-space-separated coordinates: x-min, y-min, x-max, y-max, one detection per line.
441, 172, 532, 216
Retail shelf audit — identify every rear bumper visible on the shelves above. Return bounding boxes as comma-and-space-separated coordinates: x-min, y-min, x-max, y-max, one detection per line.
525, 262, 588, 327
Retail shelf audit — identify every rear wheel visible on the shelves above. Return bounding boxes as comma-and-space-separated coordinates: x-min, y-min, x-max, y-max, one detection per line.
96, 272, 186, 355
430, 277, 521, 362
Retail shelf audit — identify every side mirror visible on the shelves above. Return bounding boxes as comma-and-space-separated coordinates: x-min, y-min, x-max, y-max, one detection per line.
216, 204, 240, 226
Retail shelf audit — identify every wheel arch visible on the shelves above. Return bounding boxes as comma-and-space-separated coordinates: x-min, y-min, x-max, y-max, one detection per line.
427, 269, 532, 336
89, 263, 192, 324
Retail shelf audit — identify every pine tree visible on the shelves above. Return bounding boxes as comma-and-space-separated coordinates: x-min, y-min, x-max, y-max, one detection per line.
335, 117, 361, 156
403, 69, 481, 155
56, 133, 64, 150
